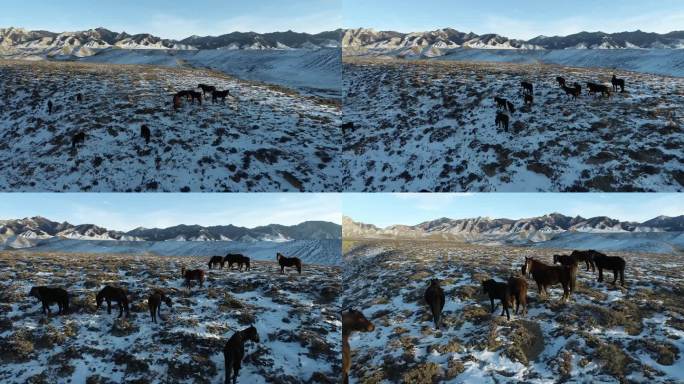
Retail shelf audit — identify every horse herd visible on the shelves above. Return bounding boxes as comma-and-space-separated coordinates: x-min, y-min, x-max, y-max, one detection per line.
26, 252, 303, 384
342, 249, 627, 383
45, 83, 234, 152
494, 74, 627, 132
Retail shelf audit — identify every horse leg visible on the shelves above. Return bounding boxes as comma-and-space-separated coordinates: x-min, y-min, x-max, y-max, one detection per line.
224, 353, 231, 384
43, 302, 49, 315
118, 302, 124, 318
597, 267, 603, 282
232, 360, 240, 384
107, 299, 112, 314
490, 298, 495, 313
612, 269, 618, 285
150, 304, 156, 323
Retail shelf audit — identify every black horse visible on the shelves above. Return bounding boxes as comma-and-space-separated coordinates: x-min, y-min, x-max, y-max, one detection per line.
198, 84, 217, 97
556, 76, 566, 87
521, 81, 534, 95
594, 253, 626, 286
611, 75, 625, 93
29, 286, 69, 315
72, 132, 86, 149
140, 124, 151, 144
495, 112, 510, 132
224, 326, 260, 384
209, 256, 225, 269
96, 286, 130, 318
277, 252, 302, 275
212, 90, 230, 104
424, 279, 445, 329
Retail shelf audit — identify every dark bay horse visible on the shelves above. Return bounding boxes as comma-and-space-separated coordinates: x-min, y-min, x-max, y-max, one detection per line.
553, 254, 579, 268
523, 257, 576, 301
198, 84, 216, 97
96, 286, 130, 318
611, 75, 625, 93
343, 309, 375, 384
224, 326, 260, 384
570, 250, 597, 272
208, 256, 225, 269
508, 276, 528, 315
495, 112, 509, 132
213, 90, 230, 104
29, 286, 69, 315
224, 254, 250, 271
277, 253, 302, 275
521, 81, 533, 95
140, 124, 151, 145
424, 279, 445, 329
594, 253, 626, 286
72, 132, 85, 149
181, 267, 205, 288
148, 290, 172, 324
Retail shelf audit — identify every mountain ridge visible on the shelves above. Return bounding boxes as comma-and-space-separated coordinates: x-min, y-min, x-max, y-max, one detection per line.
0, 216, 341, 246
343, 213, 684, 243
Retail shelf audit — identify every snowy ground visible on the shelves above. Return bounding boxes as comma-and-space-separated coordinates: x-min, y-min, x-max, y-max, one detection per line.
343, 240, 684, 383
0, 251, 341, 383
0, 59, 341, 192
342, 57, 684, 192
77, 48, 342, 100
20, 239, 342, 266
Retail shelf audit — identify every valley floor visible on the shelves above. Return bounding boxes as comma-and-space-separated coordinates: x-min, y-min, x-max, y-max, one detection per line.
342, 58, 684, 192
0, 60, 341, 192
0, 252, 341, 383
343, 240, 684, 383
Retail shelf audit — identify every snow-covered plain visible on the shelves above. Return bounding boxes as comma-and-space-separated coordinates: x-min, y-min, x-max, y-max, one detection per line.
0, 251, 341, 383
342, 57, 684, 191
77, 48, 342, 100
0, 60, 341, 192
21, 239, 342, 266
343, 240, 684, 383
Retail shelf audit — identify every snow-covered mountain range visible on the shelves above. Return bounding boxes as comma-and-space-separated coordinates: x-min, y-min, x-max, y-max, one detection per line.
342, 28, 684, 57
0, 27, 341, 58
0, 216, 341, 248
343, 214, 684, 243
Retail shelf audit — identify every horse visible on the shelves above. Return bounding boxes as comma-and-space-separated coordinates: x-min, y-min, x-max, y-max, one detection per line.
140, 124, 151, 145
181, 267, 205, 288
521, 81, 534, 95
587, 83, 610, 98
224, 254, 250, 271
148, 290, 172, 324
424, 279, 445, 329
173, 94, 182, 111
595, 84, 612, 98
198, 84, 216, 97
189, 91, 203, 105
96, 286, 130, 318
341, 122, 354, 134
343, 309, 375, 384
208, 256, 225, 270
47, 100, 53, 114
508, 276, 528, 315
72, 132, 85, 149
494, 96, 508, 110
29, 286, 69, 315
482, 279, 513, 320
506, 101, 516, 114
573, 83, 582, 95
556, 76, 566, 87
523, 257, 576, 301
495, 112, 509, 132
212, 90, 230, 104
524, 94, 534, 107
593, 253, 626, 286
277, 253, 302, 275
611, 75, 625, 93
562, 85, 581, 100
76, 93, 83, 103
553, 254, 579, 268
223, 326, 260, 384
569, 250, 597, 272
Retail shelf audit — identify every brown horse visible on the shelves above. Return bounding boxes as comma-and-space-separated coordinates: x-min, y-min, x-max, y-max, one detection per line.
181, 267, 205, 288
29, 286, 69, 315
96, 286, 130, 318
148, 290, 172, 324
343, 309, 375, 384
224, 326, 260, 384
524, 94, 533, 106
277, 253, 302, 275
482, 279, 513, 320
208, 256, 225, 269
173, 94, 182, 111
593, 253, 626, 286
424, 279, 445, 329
556, 76, 566, 87
523, 257, 576, 301
570, 250, 597, 272
508, 276, 528, 315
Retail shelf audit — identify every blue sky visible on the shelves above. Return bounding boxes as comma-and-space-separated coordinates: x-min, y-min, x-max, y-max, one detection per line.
343, 194, 684, 228
0, 0, 341, 39
0, 194, 341, 231
344, 0, 684, 39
